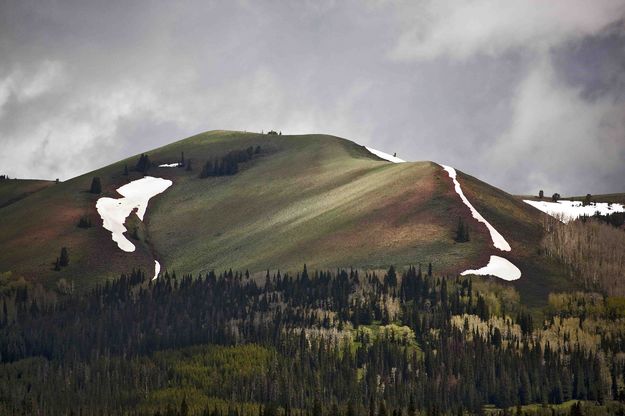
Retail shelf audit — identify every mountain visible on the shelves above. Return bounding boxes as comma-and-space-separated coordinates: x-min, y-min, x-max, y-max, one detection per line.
0, 130, 574, 303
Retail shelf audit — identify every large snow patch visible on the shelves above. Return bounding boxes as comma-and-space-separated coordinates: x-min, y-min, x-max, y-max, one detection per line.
461, 255, 521, 281
523, 199, 625, 223
365, 147, 406, 163
96, 176, 173, 252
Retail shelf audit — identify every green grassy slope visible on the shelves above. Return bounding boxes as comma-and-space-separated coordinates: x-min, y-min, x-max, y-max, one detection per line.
148, 132, 490, 276
0, 130, 576, 302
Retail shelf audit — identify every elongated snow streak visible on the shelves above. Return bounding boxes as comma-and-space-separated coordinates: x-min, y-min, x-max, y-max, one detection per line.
523, 199, 625, 223
461, 255, 521, 281
153, 260, 161, 280
96, 176, 173, 252
440, 165, 511, 252
365, 147, 406, 163
158, 163, 180, 168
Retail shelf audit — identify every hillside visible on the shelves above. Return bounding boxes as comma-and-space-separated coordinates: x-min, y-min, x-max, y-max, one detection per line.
0, 131, 574, 303
0, 179, 54, 208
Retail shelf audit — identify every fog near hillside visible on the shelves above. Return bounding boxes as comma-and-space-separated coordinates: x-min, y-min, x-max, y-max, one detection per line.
0, 0, 624, 195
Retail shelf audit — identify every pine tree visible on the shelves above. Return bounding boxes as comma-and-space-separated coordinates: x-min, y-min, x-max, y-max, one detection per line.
455, 217, 470, 242
539, 190, 544, 199
89, 177, 102, 194
123, 165, 129, 176
77, 216, 92, 228
59, 247, 69, 267
135, 154, 150, 173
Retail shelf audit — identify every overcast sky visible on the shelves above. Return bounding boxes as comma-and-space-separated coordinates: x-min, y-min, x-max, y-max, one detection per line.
1, 0, 624, 195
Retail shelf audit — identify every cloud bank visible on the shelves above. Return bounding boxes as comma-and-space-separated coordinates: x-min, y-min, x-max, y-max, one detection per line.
1, 0, 624, 195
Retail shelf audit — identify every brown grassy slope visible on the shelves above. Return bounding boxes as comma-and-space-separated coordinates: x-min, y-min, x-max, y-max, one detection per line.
0, 166, 157, 290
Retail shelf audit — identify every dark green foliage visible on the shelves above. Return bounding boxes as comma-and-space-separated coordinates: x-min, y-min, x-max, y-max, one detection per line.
583, 194, 592, 206
454, 217, 470, 243
539, 190, 544, 199
186, 159, 193, 171
136, 153, 151, 173
267, 130, 278, 135
59, 247, 69, 267
89, 177, 102, 194
552, 193, 561, 202
77, 215, 92, 228
200, 146, 260, 178
123, 164, 129, 176
0, 263, 623, 414
0, 175, 7, 180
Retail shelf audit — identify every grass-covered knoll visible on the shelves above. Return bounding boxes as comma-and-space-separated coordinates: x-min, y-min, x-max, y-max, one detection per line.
0, 130, 492, 288
148, 131, 492, 277
0, 130, 575, 301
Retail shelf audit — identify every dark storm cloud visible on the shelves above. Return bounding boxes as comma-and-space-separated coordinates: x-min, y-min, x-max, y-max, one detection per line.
1, 0, 624, 195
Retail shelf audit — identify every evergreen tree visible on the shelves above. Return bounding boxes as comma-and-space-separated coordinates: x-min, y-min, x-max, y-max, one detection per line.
59, 247, 69, 267
77, 216, 92, 228
455, 217, 470, 243
89, 177, 102, 194
135, 153, 151, 173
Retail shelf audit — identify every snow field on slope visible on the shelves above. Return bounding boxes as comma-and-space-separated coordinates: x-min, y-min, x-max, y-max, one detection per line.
523, 199, 625, 223
365, 147, 406, 163
461, 255, 521, 281
96, 176, 173, 252
441, 165, 511, 252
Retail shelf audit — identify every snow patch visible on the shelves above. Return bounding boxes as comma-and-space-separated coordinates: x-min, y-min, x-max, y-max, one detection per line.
96, 176, 173, 252
153, 260, 161, 280
440, 165, 511, 252
523, 199, 625, 223
461, 255, 521, 281
158, 163, 180, 168
365, 147, 406, 163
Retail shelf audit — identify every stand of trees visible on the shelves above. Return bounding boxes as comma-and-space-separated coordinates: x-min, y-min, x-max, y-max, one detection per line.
136, 153, 151, 173
200, 146, 261, 178
543, 215, 625, 295
1, 262, 624, 414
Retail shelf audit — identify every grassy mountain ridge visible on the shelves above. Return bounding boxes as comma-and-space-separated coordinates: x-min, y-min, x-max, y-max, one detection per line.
0, 130, 574, 303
